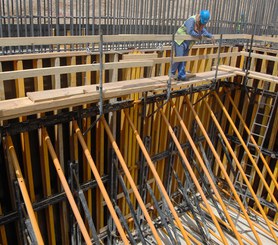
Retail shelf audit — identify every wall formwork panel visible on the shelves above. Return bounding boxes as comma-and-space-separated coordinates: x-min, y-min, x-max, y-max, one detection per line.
0, 34, 277, 244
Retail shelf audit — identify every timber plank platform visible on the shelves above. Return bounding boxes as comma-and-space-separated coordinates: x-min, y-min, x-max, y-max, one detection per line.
215, 65, 278, 84
0, 70, 235, 120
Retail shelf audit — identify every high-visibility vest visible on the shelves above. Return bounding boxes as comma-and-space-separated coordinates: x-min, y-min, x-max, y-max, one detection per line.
175, 15, 196, 46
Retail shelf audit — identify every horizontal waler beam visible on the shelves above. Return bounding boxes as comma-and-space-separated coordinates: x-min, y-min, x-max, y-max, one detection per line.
0, 71, 235, 120
0, 52, 239, 81
0, 60, 154, 81
0, 43, 233, 62
0, 34, 276, 47
240, 51, 278, 62
214, 65, 278, 84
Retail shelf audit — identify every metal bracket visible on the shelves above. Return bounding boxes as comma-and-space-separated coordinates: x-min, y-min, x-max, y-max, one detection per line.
165, 126, 178, 196
69, 161, 100, 245
213, 34, 223, 81
243, 34, 254, 99
112, 155, 146, 244
14, 180, 37, 245
138, 136, 151, 208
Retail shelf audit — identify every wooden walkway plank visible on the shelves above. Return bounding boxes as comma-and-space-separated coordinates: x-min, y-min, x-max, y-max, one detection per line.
216, 65, 278, 83
0, 71, 233, 121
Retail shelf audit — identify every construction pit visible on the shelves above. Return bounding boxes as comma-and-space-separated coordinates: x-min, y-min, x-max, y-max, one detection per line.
0, 34, 277, 245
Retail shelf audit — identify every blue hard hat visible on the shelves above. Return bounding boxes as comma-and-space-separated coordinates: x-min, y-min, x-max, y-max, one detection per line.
200, 10, 210, 25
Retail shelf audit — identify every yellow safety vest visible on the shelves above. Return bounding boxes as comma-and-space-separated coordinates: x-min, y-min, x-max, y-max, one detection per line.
175, 15, 196, 46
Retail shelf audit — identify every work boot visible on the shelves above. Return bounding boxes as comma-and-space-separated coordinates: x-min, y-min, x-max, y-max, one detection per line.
177, 75, 189, 81
169, 73, 178, 80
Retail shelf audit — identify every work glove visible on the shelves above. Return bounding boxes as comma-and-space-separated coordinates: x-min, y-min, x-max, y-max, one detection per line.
211, 36, 216, 45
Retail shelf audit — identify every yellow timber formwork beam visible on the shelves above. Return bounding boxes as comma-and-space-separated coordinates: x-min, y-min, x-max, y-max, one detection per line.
100, 116, 163, 245
225, 91, 278, 192
158, 104, 229, 245
95, 53, 106, 230
213, 91, 278, 209
38, 125, 56, 245
35, 57, 56, 244
204, 94, 278, 243
73, 121, 129, 245
0, 61, 4, 100
123, 109, 194, 245
170, 99, 244, 244
82, 113, 93, 234
82, 54, 93, 233
0, 203, 8, 245
42, 128, 92, 245
128, 51, 140, 218
6, 136, 44, 245
121, 55, 131, 217
184, 96, 265, 244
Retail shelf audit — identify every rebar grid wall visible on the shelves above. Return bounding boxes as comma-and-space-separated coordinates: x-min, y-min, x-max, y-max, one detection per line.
0, 0, 278, 37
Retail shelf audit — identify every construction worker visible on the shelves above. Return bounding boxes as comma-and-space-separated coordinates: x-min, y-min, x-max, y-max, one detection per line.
171, 10, 215, 81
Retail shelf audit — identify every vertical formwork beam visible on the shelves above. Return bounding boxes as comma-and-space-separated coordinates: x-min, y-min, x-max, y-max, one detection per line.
38, 117, 56, 244
124, 109, 193, 245
213, 91, 278, 209
157, 105, 229, 245
202, 95, 278, 243
0, 203, 7, 244
100, 116, 163, 245
6, 136, 44, 245
170, 99, 244, 244
42, 128, 92, 245
73, 121, 129, 245
184, 96, 264, 244
225, 92, 278, 191
0, 62, 4, 100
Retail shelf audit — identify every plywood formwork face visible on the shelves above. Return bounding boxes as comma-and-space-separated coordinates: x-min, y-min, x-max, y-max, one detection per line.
0, 35, 277, 244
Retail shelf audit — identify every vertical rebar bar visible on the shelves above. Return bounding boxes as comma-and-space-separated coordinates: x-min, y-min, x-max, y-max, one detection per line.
0, 0, 3, 38
99, 31, 103, 116
0, 3, 278, 52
